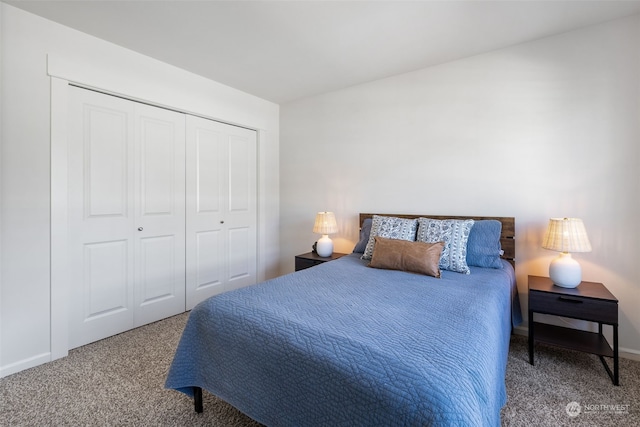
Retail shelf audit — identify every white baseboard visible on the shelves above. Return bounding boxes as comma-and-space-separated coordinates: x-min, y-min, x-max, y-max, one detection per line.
0, 352, 50, 378
513, 325, 527, 337
619, 347, 640, 361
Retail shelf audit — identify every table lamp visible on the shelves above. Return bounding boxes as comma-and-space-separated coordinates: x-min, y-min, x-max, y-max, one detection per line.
313, 212, 338, 257
542, 218, 592, 288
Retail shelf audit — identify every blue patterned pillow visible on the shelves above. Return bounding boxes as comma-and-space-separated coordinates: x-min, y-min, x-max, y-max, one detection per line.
416, 218, 474, 274
466, 220, 503, 269
361, 215, 418, 261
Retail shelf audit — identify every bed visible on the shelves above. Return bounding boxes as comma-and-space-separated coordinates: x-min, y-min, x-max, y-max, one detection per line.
165, 214, 522, 426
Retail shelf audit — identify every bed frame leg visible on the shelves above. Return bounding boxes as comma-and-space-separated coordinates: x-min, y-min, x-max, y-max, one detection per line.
194, 386, 203, 413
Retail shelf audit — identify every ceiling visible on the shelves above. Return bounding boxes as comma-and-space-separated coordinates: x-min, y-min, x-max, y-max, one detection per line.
6, 0, 640, 104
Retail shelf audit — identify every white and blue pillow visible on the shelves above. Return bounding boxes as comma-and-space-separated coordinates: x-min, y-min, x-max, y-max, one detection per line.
361, 215, 418, 261
416, 218, 474, 274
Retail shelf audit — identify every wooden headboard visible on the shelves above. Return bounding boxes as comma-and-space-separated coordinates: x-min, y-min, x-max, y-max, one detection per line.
359, 213, 515, 267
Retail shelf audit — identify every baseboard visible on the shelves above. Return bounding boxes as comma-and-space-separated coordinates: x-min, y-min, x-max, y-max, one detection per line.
619, 347, 640, 361
513, 325, 640, 361
0, 352, 50, 378
513, 325, 527, 337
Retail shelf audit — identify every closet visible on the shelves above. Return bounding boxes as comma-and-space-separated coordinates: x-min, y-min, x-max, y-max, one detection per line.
67, 86, 256, 349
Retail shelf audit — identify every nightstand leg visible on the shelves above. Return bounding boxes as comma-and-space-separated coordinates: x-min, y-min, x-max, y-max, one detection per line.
614, 325, 619, 386
528, 310, 534, 365
598, 324, 620, 386
194, 386, 203, 413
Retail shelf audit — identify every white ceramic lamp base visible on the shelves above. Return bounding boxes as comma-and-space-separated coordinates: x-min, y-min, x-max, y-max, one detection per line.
316, 234, 334, 257
549, 252, 582, 288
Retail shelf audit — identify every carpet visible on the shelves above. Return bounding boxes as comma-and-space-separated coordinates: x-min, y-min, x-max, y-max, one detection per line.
1, 312, 638, 426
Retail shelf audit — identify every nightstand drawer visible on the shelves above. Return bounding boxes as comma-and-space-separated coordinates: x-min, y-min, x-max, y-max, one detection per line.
295, 257, 322, 271
529, 291, 617, 324
294, 252, 348, 272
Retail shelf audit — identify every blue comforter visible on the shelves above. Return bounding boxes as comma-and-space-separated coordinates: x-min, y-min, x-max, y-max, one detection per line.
166, 254, 521, 426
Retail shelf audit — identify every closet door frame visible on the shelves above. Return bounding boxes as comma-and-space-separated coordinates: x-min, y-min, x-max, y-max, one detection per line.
51, 77, 263, 361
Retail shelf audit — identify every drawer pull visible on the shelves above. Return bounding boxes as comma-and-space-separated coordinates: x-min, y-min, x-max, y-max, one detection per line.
558, 296, 583, 303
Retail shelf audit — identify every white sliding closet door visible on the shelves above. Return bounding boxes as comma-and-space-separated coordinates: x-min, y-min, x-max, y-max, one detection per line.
186, 115, 257, 309
68, 87, 186, 349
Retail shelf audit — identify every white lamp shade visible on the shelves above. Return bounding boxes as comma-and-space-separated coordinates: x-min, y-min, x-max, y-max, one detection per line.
542, 218, 591, 288
313, 212, 338, 235
542, 218, 591, 253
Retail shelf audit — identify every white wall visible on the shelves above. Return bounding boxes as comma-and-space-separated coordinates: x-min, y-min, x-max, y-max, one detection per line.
0, 4, 279, 376
281, 15, 640, 355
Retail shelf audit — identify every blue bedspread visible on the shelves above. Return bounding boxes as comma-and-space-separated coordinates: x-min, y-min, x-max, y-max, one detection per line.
166, 254, 521, 426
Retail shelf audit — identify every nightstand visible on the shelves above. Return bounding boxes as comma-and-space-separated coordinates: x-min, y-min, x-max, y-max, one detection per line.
528, 275, 619, 385
294, 251, 348, 272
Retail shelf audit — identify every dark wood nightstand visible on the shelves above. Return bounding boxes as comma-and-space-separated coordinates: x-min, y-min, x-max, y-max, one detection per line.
528, 275, 619, 385
294, 252, 348, 272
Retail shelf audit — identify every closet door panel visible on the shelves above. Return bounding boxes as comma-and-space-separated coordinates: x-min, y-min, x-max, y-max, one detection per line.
195, 128, 223, 214
228, 227, 250, 281
195, 230, 223, 290
186, 116, 257, 308
138, 235, 177, 303
77, 239, 134, 346
139, 116, 176, 215
83, 240, 130, 318
225, 129, 257, 292
228, 135, 251, 212
85, 107, 130, 218
68, 87, 135, 349
134, 104, 186, 327
186, 116, 226, 308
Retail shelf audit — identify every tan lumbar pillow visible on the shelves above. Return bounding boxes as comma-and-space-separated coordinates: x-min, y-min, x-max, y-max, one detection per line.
369, 236, 444, 278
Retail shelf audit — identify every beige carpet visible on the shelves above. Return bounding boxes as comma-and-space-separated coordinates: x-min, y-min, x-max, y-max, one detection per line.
502, 333, 640, 426
1, 312, 638, 426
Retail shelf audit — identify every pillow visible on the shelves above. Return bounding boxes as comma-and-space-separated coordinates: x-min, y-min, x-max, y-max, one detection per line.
369, 236, 444, 278
352, 218, 372, 253
361, 215, 418, 260
466, 220, 504, 269
416, 218, 474, 274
